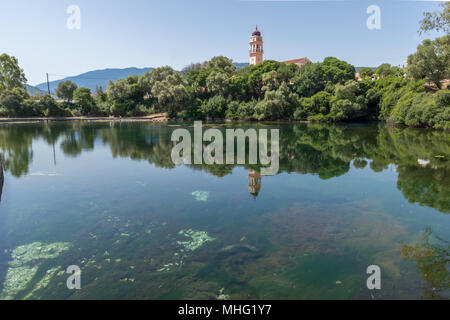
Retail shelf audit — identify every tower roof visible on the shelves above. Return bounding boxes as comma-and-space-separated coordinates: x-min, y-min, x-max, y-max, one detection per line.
252, 26, 261, 37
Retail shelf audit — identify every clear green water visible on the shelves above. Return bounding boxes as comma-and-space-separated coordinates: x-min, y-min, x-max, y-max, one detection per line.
0, 121, 448, 300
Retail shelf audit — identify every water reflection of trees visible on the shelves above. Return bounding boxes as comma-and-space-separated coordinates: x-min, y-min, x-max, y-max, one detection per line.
0, 153, 4, 203
402, 227, 450, 300
0, 121, 448, 212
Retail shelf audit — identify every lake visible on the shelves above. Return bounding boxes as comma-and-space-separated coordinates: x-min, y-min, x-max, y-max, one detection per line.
0, 121, 448, 300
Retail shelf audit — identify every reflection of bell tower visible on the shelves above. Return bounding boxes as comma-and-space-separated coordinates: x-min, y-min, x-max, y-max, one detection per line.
248, 170, 262, 198
249, 26, 263, 66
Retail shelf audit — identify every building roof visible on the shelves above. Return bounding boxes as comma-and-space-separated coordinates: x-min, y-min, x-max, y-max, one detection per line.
282, 58, 311, 67
252, 26, 261, 37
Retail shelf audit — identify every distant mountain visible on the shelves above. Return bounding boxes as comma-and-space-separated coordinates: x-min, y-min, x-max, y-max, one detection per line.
234, 62, 249, 70
36, 67, 153, 94
25, 84, 48, 96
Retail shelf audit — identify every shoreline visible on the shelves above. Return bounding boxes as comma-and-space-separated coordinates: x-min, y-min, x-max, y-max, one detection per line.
0, 115, 168, 124
0, 117, 448, 132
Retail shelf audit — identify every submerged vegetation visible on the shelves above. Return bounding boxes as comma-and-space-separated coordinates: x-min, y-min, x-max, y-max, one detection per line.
0, 242, 70, 300
0, 121, 448, 300
402, 227, 450, 300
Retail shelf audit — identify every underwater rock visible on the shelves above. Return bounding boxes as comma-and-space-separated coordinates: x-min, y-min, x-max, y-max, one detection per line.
191, 191, 210, 202
0, 242, 70, 300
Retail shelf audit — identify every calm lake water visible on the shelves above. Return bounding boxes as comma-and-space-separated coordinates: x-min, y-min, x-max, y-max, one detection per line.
0, 121, 448, 300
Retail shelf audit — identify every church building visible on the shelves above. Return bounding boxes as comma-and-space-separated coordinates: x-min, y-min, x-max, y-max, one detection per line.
249, 26, 264, 66
249, 26, 311, 68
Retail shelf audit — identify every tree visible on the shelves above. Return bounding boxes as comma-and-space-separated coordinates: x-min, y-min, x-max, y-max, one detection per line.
55, 81, 78, 102
374, 64, 405, 78
181, 62, 203, 74
107, 79, 131, 102
375, 64, 392, 78
227, 75, 247, 101
225, 100, 240, 120
245, 60, 282, 99
261, 70, 279, 92
203, 56, 236, 75
73, 88, 96, 115
293, 62, 325, 97
276, 63, 300, 83
359, 67, 374, 79
206, 71, 230, 95
40, 95, 68, 117
107, 79, 132, 116
254, 82, 299, 120
0, 88, 29, 116
419, 2, 450, 35
0, 54, 27, 93
321, 57, 356, 85
306, 91, 332, 117
200, 95, 228, 119
329, 80, 367, 121
407, 35, 450, 89
147, 67, 188, 118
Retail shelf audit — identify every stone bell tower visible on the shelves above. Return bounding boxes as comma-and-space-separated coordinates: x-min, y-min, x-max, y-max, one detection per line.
249, 26, 263, 66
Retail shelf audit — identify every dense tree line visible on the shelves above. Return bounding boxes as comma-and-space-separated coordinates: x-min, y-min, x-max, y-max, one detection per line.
0, 4, 448, 129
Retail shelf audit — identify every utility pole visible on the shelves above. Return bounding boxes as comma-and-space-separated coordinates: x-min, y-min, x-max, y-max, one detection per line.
46, 73, 51, 95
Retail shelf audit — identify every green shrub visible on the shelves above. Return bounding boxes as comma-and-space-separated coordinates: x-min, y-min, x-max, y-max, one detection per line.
225, 101, 240, 120
237, 100, 257, 120
200, 95, 228, 119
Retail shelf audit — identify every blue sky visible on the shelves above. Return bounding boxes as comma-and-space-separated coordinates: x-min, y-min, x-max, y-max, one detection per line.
0, 0, 446, 85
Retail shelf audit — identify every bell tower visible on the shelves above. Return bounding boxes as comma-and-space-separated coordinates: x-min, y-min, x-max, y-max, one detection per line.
249, 26, 263, 66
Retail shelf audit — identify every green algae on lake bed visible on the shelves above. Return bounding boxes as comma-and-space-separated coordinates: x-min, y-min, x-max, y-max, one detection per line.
0, 121, 449, 299
0, 242, 70, 300
157, 229, 215, 273
177, 229, 215, 252
191, 191, 210, 202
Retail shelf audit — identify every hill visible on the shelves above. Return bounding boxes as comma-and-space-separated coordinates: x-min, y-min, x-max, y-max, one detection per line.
234, 62, 249, 70
25, 84, 48, 96
36, 67, 153, 94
